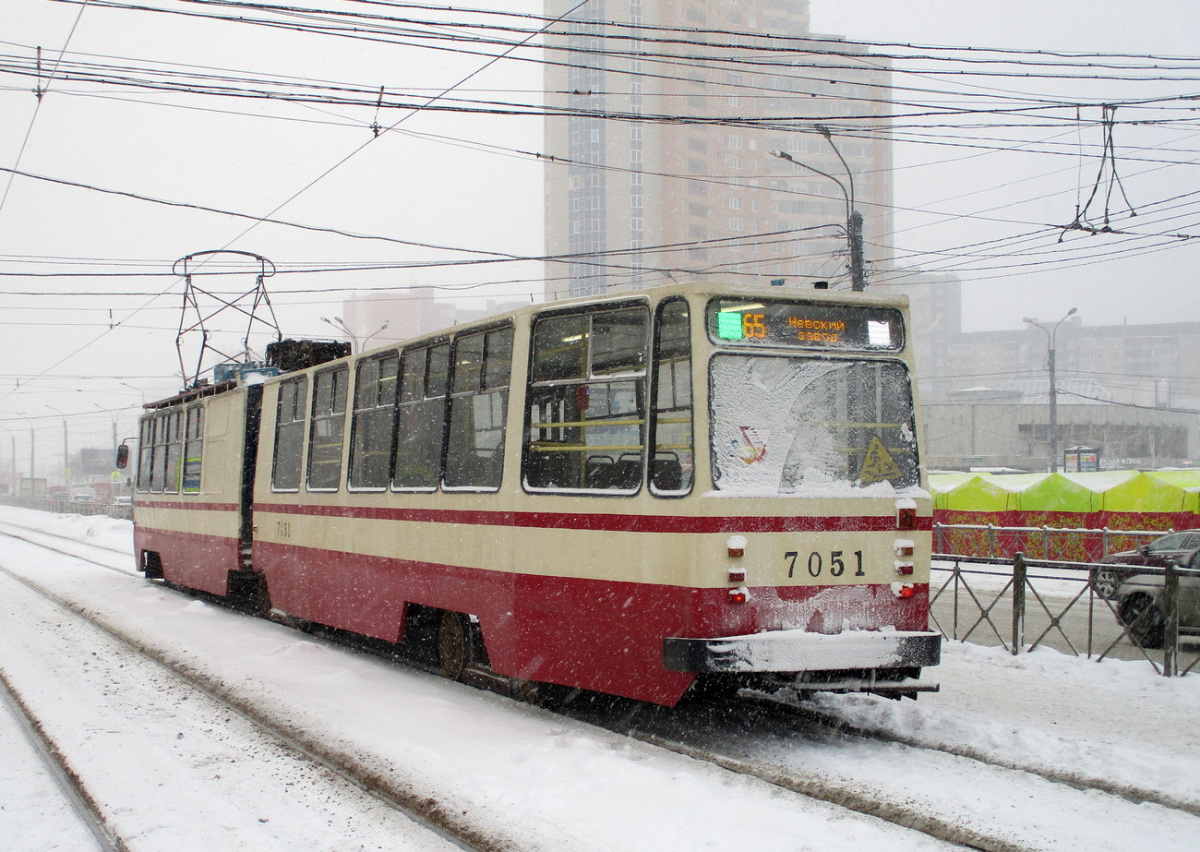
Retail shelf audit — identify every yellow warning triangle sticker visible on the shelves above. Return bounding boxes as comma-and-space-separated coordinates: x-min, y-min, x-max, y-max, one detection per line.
860, 436, 902, 484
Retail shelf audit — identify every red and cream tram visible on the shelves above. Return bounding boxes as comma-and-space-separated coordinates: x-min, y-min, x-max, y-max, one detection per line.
128, 281, 940, 706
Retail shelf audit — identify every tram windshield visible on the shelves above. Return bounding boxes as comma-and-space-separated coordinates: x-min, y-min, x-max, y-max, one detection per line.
709, 355, 919, 494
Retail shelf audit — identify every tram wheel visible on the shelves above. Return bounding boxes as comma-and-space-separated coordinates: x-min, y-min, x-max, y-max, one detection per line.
436, 611, 471, 681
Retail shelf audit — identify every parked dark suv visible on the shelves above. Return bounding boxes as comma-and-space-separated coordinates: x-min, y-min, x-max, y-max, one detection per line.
1094, 530, 1200, 599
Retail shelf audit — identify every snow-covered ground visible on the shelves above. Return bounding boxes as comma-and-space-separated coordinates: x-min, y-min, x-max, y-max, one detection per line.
1, 506, 1198, 850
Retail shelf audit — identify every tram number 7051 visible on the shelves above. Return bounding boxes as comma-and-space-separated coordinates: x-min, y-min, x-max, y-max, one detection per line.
784, 550, 865, 579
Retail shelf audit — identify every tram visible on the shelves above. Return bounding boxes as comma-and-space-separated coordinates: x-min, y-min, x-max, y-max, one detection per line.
125, 281, 940, 706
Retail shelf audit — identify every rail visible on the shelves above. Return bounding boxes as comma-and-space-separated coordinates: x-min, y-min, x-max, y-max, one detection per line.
933, 521, 1170, 563
933, 552, 1200, 678
0, 496, 132, 521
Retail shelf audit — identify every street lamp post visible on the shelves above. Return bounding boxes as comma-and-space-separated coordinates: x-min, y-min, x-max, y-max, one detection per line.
770, 126, 865, 291
1023, 308, 1078, 473
94, 402, 118, 453
44, 405, 69, 488
321, 316, 390, 353
15, 412, 34, 488
119, 381, 147, 408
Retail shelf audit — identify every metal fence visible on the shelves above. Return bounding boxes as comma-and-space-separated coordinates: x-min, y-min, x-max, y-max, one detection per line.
0, 495, 132, 521
933, 522, 1168, 563
934, 548, 1200, 678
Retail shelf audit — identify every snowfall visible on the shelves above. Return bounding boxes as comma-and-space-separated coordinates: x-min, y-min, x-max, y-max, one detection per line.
1, 505, 1199, 851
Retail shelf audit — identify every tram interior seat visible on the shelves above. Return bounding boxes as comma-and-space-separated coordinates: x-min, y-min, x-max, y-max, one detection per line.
650, 453, 683, 491
585, 456, 614, 488
586, 455, 642, 490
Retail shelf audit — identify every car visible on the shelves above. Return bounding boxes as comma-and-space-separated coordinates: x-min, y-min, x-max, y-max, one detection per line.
1114, 547, 1200, 649
1093, 530, 1200, 599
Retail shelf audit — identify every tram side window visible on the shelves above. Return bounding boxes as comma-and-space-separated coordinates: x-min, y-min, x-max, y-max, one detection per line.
524, 306, 649, 493
272, 377, 308, 491
393, 342, 449, 490
650, 299, 694, 495
136, 417, 153, 491
182, 406, 204, 493
148, 416, 162, 492
307, 366, 348, 491
349, 353, 398, 490
158, 410, 183, 494
445, 326, 513, 490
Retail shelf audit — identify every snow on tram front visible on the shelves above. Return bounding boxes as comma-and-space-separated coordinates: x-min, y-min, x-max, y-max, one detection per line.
124, 281, 939, 707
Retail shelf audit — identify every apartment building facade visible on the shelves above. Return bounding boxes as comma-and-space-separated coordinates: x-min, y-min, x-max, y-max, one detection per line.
542, 0, 894, 299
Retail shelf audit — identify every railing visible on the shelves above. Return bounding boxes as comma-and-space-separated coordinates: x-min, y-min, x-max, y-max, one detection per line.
933, 552, 1200, 678
933, 522, 1167, 563
0, 495, 132, 521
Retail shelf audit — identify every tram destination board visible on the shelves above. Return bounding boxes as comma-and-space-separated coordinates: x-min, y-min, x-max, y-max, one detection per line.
708, 298, 904, 352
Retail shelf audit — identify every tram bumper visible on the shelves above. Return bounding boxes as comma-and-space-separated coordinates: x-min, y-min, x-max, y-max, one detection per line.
663, 628, 941, 675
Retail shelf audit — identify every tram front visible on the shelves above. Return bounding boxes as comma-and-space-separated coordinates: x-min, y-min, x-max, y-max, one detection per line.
664, 292, 941, 699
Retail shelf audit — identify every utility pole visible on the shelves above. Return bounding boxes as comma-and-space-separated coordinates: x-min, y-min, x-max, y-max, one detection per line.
848, 210, 865, 292
1024, 308, 1077, 473
770, 126, 866, 291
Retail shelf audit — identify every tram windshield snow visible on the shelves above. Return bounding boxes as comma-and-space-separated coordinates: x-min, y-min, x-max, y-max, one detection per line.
709, 355, 920, 495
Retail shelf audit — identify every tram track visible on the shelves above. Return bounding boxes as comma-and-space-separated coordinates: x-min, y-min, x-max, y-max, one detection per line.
574, 695, 1199, 852
0, 518, 132, 573
0, 527, 984, 851
747, 692, 1200, 817
0, 554, 493, 852
541, 672, 1200, 852
5, 518, 1199, 850
0, 665, 125, 852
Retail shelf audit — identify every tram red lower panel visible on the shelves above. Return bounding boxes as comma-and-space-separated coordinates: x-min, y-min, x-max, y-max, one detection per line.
135, 526, 241, 597
252, 540, 931, 706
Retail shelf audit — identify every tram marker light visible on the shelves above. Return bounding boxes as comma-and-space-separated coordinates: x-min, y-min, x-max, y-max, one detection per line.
892, 583, 916, 599
895, 498, 917, 530
728, 567, 746, 583
726, 535, 747, 558
894, 539, 915, 558
729, 587, 749, 604
894, 561, 914, 576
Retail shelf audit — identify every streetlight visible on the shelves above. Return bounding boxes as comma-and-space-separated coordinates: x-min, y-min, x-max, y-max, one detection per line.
320, 316, 390, 352
44, 404, 69, 488
93, 403, 118, 453
15, 411, 34, 488
119, 380, 147, 408
770, 126, 865, 291
1023, 308, 1078, 473
0, 425, 14, 493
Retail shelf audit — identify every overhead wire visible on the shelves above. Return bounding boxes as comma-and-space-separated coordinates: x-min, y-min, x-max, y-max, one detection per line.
0, 5, 1196, 321
0, 0, 91, 213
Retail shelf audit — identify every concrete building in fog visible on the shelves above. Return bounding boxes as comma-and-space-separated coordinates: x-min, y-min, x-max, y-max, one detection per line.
337, 291, 527, 353
542, 0, 893, 300
877, 274, 1200, 471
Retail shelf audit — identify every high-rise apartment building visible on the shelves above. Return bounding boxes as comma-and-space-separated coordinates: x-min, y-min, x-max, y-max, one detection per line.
543, 0, 893, 300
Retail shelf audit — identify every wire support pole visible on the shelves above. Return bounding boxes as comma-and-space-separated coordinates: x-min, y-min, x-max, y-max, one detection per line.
770, 126, 866, 291
1023, 308, 1077, 473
